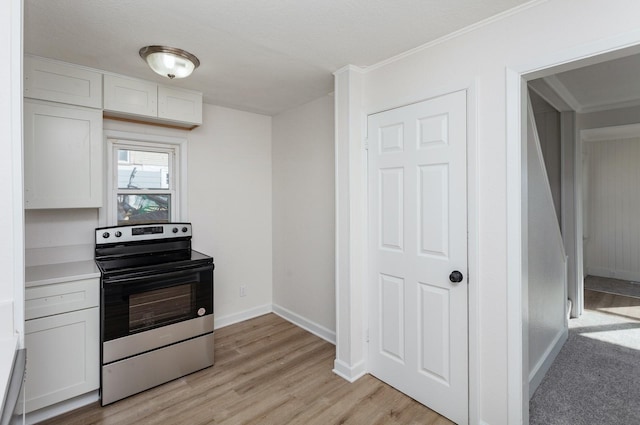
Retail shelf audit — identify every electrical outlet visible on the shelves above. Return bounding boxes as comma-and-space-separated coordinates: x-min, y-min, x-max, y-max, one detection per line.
240, 285, 247, 297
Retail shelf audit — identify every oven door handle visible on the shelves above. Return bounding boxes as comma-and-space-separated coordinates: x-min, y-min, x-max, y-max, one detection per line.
103, 263, 213, 285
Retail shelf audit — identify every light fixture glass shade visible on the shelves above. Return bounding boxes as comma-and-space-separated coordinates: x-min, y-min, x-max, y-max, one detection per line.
139, 46, 200, 79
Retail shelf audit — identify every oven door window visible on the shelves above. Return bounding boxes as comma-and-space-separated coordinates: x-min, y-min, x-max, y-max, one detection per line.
129, 284, 193, 332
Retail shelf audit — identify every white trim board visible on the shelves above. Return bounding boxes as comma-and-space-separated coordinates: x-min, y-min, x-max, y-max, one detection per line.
101, 129, 189, 228
581, 123, 640, 142
541, 75, 582, 112
528, 327, 568, 398
25, 390, 99, 425
367, 0, 547, 72
528, 78, 573, 112
332, 358, 366, 383
506, 67, 527, 425
214, 304, 273, 330
272, 304, 336, 345
214, 304, 338, 346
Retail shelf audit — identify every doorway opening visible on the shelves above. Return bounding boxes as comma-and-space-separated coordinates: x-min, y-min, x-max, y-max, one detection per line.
522, 48, 640, 424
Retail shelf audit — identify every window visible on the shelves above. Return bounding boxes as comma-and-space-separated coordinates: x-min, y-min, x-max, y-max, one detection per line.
106, 133, 185, 226
118, 149, 130, 163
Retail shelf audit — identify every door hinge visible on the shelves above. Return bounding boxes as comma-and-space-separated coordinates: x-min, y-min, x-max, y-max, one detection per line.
365, 329, 369, 343
363, 139, 369, 150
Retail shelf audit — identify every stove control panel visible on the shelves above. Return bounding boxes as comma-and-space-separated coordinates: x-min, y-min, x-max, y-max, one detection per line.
96, 223, 192, 244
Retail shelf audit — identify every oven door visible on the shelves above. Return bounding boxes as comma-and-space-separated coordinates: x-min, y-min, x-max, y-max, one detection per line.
102, 263, 213, 343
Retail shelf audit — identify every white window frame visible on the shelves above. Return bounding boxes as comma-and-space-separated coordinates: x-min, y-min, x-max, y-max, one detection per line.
103, 130, 188, 227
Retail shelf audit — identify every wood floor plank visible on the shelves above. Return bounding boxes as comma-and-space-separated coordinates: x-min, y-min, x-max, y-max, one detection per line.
585, 288, 640, 320
37, 314, 452, 425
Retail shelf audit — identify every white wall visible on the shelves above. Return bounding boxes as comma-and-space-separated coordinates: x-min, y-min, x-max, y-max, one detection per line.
272, 95, 335, 341
24, 209, 98, 265
527, 106, 567, 397
188, 104, 273, 327
584, 136, 640, 281
334, 1, 640, 423
1, 0, 23, 341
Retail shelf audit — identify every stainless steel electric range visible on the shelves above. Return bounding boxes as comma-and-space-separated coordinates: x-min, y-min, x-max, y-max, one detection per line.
94, 222, 214, 405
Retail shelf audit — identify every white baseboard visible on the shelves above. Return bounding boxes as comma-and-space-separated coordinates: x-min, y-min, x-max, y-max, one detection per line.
272, 304, 336, 345
214, 304, 272, 329
333, 358, 367, 383
25, 390, 99, 425
528, 327, 568, 397
586, 266, 640, 282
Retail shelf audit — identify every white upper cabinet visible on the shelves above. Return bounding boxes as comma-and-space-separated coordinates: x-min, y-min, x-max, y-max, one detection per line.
24, 100, 103, 209
158, 85, 203, 125
24, 56, 102, 108
104, 74, 202, 127
103, 74, 158, 117
24, 56, 203, 128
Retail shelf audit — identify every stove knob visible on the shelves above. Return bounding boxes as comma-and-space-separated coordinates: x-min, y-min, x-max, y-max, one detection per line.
114, 231, 122, 237
182, 227, 188, 233
102, 232, 110, 239
172, 227, 179, 233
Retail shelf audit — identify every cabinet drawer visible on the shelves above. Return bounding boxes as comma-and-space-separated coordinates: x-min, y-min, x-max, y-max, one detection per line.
25, 279, 99, 320
24, 56, 102, 108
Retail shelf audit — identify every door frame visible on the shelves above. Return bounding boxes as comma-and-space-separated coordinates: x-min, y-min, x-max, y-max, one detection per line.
506, 37, 640, 424
364, 90, 472, 424
361, 85, 479, 423
331, 66, 480, 422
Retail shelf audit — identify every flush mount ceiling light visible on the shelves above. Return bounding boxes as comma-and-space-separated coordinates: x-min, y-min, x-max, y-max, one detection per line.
139, 45, 200, 79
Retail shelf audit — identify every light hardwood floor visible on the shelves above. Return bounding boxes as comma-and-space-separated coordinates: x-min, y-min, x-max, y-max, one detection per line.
584, 288, 640, 320
38, 314, 453, 425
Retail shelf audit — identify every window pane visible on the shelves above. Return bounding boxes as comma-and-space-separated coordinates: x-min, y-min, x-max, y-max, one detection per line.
117, 149, 169, 189
118, 194, 170, 225
118, 150, 129, 163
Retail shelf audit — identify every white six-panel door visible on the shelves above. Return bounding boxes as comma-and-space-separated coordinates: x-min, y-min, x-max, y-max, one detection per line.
367, 90, 468, 424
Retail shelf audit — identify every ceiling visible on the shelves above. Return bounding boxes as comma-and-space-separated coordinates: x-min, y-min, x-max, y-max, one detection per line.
541, 53, 640, 113
24, 0, 531, 116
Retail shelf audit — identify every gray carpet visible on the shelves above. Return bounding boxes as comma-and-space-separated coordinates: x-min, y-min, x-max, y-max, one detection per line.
529, 309, 640, 425
585, 275, 640, 299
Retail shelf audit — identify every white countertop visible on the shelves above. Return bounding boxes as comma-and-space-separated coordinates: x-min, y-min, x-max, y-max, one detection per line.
0, 336, 18, 415
25, 260, 100, 287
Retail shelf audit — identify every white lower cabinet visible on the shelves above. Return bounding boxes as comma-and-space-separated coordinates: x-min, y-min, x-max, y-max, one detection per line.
23, 279, 99, 414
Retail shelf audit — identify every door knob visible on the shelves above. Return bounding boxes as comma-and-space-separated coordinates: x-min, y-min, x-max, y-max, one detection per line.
449, 270, 463, 283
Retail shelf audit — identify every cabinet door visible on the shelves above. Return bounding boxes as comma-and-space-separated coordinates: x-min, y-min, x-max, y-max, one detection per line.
158, 85, 203, 125
23, 308, 99, 413
103, 74, 157, 117
24, 101, 103, 209
24, 56, 103, 108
